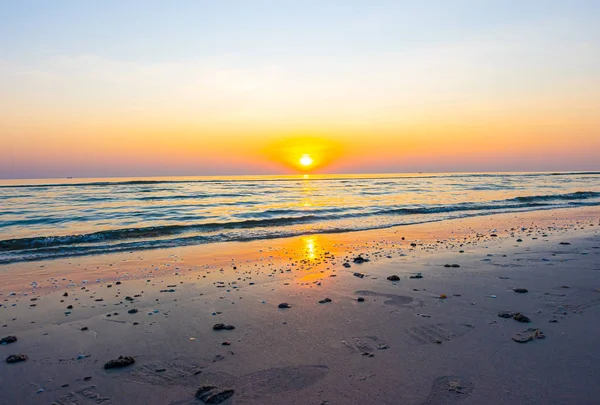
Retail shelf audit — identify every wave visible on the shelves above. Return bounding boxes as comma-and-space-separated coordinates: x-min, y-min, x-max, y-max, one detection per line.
2, 201, 599, 265
2, 189, 599, 256
508, 191, 600, 203
2, 172, 599, 189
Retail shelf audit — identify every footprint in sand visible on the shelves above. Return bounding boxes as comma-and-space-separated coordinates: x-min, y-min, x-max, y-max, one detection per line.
52, 385, 112, 405
340, 335, 390, 355
406, 323, 474, 345
133, 364, 328, 405
540, 290, 600, 314
420, 376, 474, 405
123, 360, 205, 387
355, 290, 414, 306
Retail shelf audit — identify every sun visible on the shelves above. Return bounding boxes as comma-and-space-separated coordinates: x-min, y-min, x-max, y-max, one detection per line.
299, 154, 314, 167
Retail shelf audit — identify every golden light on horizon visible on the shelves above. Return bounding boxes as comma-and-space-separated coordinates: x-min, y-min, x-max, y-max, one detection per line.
299, 154, 314, 167
262, 136, 344, 173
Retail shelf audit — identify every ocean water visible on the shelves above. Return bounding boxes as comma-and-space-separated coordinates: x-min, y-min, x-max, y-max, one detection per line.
1, 172, 599, 264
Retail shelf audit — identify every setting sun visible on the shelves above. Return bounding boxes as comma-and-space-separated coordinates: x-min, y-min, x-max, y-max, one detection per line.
299, 154, 314, 167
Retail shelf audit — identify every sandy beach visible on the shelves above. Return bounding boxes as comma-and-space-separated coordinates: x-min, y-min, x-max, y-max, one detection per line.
0, 206, 599, 404
3, 1, 600, 403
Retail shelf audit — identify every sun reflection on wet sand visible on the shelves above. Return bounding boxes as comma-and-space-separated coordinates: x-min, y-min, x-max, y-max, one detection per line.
303, 236, 316, 260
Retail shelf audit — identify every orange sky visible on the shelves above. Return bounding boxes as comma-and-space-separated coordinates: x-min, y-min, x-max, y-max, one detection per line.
1, 2, 599, 178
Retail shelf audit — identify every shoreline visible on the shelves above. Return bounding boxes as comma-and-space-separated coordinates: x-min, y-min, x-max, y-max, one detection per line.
2, 205, 599, 294
0, 206, 599, 404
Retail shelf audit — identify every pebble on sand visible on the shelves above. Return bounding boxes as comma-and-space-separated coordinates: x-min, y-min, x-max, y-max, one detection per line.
513, 313, 531, 323
278, 303, 292, 309
318, 298, 332, 304
513, 288, 529, 293
0, 335, 17, 345
387, 275, 400, 281
357, 297, 365, 302
195, 385, 235, 404
498, 311, 514, 318
353, 255, 369, 263
103, 355, 135, 369
5, 354, 28, 363
213, 323, 235, 330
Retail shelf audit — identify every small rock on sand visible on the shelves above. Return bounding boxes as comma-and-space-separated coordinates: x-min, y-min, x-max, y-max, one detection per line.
195, 385, 235, 404
213, 323, 235, 330
357, 297, 365, 302
498, 311, 514, 318
103, 355, 135, 369
513, 288, 529, 293
318, 298, 332, 304
6, 354, 28, 363
387, 275, 400, 281
353, 272, 364, 278
128, 309, 139, 314
513, 313, 531, 323
278, 303, 292, 309
0, 335, 17, 345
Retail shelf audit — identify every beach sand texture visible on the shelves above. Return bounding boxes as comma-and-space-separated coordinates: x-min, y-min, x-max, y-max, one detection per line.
1, 207, 599, 405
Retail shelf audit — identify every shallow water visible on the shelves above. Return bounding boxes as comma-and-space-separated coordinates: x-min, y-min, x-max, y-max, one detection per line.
1, 172, 599, 263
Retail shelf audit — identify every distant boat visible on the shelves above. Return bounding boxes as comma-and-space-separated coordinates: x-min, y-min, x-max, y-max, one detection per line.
67, 176, 73, 179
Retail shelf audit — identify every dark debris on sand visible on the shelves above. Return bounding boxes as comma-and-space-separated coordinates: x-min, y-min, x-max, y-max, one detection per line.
512, 328, 545, 343
513, 313, 531, 323
0, 335, 17, 344
196, 385, 235, 404
213, 323, 235, 330
353, 255, 369, 263
498, 312, 531, 322
278, 303, 292, 309
513, 288, 529, 293
387, 275, 400, 281
104, 355, 135, 369
5, 354, 28, 363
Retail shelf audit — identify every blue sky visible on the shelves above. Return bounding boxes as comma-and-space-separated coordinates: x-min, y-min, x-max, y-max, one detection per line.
3, 1, 598, 63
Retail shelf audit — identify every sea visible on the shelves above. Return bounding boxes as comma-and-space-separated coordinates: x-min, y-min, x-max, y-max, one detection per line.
1, 172, 599, 264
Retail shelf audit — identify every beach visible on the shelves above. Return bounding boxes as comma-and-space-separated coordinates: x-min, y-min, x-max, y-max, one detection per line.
1, 206, 599, 404
3, 1, 600, 403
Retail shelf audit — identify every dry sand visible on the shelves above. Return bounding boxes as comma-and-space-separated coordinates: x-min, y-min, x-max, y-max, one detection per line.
1, 206, 599, 405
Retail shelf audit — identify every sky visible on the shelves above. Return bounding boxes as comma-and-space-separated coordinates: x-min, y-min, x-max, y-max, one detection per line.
1, 0, 599, 178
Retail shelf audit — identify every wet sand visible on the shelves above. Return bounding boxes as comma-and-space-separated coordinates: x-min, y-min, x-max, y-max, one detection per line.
1, 206, 599, 404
